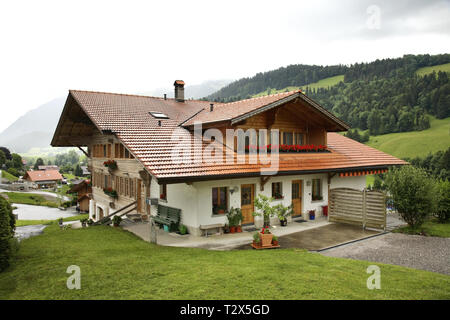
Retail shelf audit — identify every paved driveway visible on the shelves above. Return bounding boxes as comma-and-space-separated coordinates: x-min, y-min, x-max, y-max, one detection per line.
321, 233, 450, 275
236, 223, 380, 251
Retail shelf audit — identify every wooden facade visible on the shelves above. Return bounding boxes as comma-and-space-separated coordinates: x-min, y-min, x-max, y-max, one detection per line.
88, 132, 148, 218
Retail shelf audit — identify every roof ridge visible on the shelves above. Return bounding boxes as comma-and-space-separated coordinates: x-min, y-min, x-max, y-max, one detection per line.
221, 89, 301, 106
69, 89, 215, 103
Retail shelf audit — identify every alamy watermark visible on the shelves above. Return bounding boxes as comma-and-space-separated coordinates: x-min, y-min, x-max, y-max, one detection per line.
170, 122, 281, 175
366, 265, 381, 290
66, 265, 81, 290
366, 5, 381, 30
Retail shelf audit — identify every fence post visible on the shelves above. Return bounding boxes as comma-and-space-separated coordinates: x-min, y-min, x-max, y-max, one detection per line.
383, 191, 387, 231
362, 189, 367, 230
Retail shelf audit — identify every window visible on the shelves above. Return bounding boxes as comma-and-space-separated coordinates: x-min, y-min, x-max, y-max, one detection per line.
103, 145, 107, 157
125, 178, 129, 196
283, 132, 293, 145
119, 177, 124, 195
272, 182, 283, 199
130, 178, 135, 198
295, 133, 304, 145
115, 143, 120, 158
312, 179, 322, 201
160, 184, 167, 200
120, 145, 125, 158
149, 111, 169, 119
212, 187, 228, 214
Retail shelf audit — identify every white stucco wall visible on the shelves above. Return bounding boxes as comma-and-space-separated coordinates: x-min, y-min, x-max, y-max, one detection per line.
130, 173, 368, 236
330, 175, 366, 190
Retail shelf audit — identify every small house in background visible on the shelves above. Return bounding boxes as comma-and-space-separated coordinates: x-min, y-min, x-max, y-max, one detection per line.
38, 165, 60, 171
67, 179, 92, 212
80, 166, 91, 177
23, 170, 63, 189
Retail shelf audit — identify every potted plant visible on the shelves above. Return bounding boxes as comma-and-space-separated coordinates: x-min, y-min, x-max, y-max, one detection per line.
178, 224, 188, 235
226, 207, 243, 233
217, 204, 227, 215
272, 235, 279, 246
259, 227, 273, 247
308, 209, 315, 220
112, 215, 122, 227
80, 218, 87, 228
253, 232, 261, 247
273, 203, 293, 226
252, 194, 277, 227
87, 218, 94, 226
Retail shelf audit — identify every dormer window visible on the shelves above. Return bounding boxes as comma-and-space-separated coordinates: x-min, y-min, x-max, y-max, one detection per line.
149, 112, 169, 119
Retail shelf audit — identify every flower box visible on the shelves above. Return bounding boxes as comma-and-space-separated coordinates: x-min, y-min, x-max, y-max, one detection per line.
103, 188, 118, 199
103, 160, 118, 171
259, 232, 273, 247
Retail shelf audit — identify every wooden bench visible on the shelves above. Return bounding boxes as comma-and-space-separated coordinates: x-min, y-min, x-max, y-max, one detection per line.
153, 204, 181, 231
200, 223, 225, 237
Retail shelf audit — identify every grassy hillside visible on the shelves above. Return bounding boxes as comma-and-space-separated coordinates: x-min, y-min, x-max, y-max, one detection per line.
1, 224, 449, 299
416, 62, 450, 76
0, 170, 18, 182
252, 74, 344, 97
366, 116, 450, 159
301, 75, 344, 90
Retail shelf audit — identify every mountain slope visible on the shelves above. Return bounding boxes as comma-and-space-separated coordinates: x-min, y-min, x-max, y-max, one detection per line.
0, 97, 65, 152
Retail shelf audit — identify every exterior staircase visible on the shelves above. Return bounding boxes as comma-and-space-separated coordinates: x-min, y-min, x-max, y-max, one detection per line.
94, 201, 137, 225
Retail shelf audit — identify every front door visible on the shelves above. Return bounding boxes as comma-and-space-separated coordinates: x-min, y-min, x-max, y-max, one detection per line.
137, 179, 142, 213
241, 184, 255, 225
292, 180, 302, 216
98, 207, 104, 220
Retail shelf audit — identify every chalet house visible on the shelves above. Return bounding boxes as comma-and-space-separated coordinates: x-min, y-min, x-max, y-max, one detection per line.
38, 165, 60, 171
23, 170, 63, 189
67, 179, 92, 212
51, 81, 406, 235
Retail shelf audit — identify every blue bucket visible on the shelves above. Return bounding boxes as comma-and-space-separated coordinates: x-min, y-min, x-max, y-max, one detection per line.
163, 225, 169, 232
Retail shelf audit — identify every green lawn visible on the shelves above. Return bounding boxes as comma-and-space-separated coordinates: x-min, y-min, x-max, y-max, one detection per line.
1, 192, 59, 208
393, 220, 450, 238
366, 116, 450, 159
15, 214, 88, 227
252, 75, 344, 97
416, 63, 450, 76
0, 170, 18, 182
0, 224, 449, 299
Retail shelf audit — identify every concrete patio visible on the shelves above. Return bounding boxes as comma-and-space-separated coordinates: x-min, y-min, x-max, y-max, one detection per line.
122, 217, 331, 250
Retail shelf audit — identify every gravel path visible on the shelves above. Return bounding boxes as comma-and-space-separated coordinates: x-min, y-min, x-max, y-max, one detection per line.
321, 233, 450, 275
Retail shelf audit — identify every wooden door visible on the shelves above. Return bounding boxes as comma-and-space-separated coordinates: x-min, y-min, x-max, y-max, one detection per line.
292, 180, 302, 216
137, 179, 142, 213
241, 184, 255, 225
98, 207, 104, 220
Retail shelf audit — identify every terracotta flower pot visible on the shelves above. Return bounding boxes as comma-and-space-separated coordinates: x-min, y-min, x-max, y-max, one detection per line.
230, 226, 236, 233
236, 226, 242, 233
272, 240, 279, 246
259, 233, 273, 247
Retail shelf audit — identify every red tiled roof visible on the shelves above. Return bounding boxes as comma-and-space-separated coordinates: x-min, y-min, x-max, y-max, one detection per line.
24, 170, 63, 182
56, 90, 406, 183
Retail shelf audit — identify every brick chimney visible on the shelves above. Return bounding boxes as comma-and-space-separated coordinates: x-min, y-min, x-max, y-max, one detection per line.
174, 80, 185, 102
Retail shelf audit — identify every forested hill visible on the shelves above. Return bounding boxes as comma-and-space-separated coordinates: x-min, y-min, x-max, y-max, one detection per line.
206, 54, 450, 137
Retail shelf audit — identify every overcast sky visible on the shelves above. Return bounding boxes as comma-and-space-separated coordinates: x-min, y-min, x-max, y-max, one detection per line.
0, 0, 449, 132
